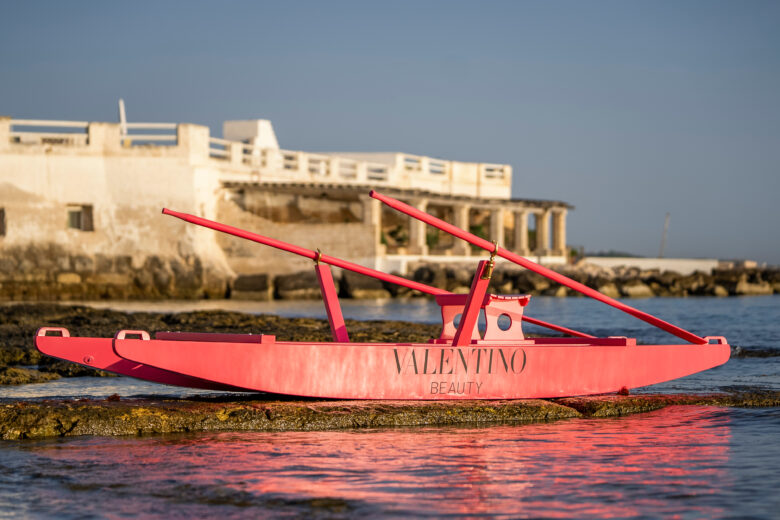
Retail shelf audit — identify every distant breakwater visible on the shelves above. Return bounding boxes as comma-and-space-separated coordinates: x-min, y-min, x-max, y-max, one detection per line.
0, 244, 777, 301
240, 263, 780, 300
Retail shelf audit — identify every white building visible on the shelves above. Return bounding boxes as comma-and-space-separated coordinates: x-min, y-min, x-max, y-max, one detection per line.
0, 116, 571, 299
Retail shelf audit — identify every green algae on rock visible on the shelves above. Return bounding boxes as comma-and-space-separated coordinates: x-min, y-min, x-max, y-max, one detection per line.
0, 366, 59, 386
2, 392, 779, 440
0, 397, 580, 440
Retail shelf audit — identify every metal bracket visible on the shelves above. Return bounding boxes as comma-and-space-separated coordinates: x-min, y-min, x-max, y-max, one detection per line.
481, 240, 498, 279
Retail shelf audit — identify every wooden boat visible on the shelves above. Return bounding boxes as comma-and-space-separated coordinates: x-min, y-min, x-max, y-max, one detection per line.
35, 190, 730, 399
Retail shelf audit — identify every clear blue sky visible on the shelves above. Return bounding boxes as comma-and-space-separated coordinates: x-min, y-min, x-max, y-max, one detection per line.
2, 1, 778, 263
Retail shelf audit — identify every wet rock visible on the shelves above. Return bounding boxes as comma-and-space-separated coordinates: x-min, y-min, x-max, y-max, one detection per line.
114, 256, 133, 274
0, 344, 40, 366
153, 267, 173, 294
411, 265, 447, 289
133, 270, 154, 292
2, 391, 778, 440
513, 270, 550, 293
170, 257, 200, 295
232, 273, 272, 301
711, 284, 729, 297
590, 279, 620, 298
56, 273, 81, 285
72, 255, 94, 273
556, 391, 780, 417
380, 272, 418, 298
678, 272, 713, 295
542, 286, 568, 297
95, 254, 113, 273
619, 281, 654, 298
0, 366, 59, 385
648, 282, 672, 297
444, 266, 475, 291
274, 271, 322, 300
340, 270, 390, 299
734, 279, 773, 296
0, 398, 580, 440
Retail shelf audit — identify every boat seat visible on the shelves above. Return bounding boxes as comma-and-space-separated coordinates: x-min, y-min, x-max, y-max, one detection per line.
435, 293, 531, 341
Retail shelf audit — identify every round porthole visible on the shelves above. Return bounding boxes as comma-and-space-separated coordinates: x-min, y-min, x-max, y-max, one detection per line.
497, 313, 512, 331
453, 313, 462, 328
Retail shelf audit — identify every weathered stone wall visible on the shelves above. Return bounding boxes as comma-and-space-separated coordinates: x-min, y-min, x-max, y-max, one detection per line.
0, 124, 238, 300
0, 244, 228, 300
216, 197, 379, 277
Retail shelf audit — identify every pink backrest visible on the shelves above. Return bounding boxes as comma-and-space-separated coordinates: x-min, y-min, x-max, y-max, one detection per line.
434, 294, 531, 341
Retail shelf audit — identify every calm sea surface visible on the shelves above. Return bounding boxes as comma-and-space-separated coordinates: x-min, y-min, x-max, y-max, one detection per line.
1, 295, 778, 518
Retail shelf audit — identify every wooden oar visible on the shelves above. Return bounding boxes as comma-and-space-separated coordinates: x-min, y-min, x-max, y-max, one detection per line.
369, 190, 707, 345
162, 208, 593, 338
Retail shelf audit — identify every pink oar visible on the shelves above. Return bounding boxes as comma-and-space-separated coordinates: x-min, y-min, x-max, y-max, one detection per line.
369, 190, 707, 345
163, 208, 593, 338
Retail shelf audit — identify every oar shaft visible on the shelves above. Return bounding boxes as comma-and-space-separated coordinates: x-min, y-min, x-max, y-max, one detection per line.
369, 190, 707, 345
163, 208, 593, 339
162, 209, 447, 296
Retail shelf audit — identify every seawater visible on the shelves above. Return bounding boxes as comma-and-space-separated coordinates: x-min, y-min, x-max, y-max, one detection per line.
1, 295, 778, 518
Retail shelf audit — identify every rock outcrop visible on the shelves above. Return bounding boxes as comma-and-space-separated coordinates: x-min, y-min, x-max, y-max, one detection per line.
2, 391, 778, 440
0, 244, 229, 301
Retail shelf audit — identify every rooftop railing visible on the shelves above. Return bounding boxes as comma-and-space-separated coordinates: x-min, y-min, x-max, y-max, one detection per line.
122, 122, 178, 146
4, 117, 511, 197
9, 119, 89, 146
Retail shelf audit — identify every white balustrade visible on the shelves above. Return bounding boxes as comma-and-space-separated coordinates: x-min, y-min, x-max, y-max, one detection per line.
482, 164, 506, 179
208, 137, 231, 160
121, 122, 178, 146
5, 118, 511, 198
9, 119, 89, 146
429, 159, 447, 175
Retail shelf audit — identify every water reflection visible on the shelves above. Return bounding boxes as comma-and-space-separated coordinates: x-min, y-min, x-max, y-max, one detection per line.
11, 406, 731, 518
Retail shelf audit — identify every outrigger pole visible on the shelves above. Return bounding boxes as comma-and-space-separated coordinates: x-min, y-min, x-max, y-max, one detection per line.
369, 190, 708, 345
162, 208, 593, 339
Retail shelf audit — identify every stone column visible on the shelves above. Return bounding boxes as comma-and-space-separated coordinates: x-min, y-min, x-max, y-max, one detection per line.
552, 208, 568, 257
87, 122, 121, 153
177, 123, 210, 164
513, 209, 530, 256
535, 209, 550, 256
228, 142, 244, 166
489, 207, 506, 249
452, 203, 471, 256
0, 116, 10, 152
407, 198, 429, 255
360, 195, 385, 257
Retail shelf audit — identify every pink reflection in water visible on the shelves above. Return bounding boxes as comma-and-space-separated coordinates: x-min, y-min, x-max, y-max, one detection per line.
36, 405, 731, 518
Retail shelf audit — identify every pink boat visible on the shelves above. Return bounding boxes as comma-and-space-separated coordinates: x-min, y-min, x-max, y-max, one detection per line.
35, 190, 730, 399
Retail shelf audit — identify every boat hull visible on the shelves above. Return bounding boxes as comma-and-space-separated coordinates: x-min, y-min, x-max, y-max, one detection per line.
35, 328, 250, 392
110, 336, 731, 399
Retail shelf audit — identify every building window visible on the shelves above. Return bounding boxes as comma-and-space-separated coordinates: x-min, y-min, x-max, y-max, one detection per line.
67, 204, 94, 231
0, 208, 5, 236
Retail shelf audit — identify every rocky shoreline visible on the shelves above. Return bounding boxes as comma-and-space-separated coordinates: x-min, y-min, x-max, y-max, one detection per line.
0, 244, 777, 300
403, 263, 780, 299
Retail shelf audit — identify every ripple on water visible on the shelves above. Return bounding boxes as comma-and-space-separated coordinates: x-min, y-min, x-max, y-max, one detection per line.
1, 406, 779, 518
